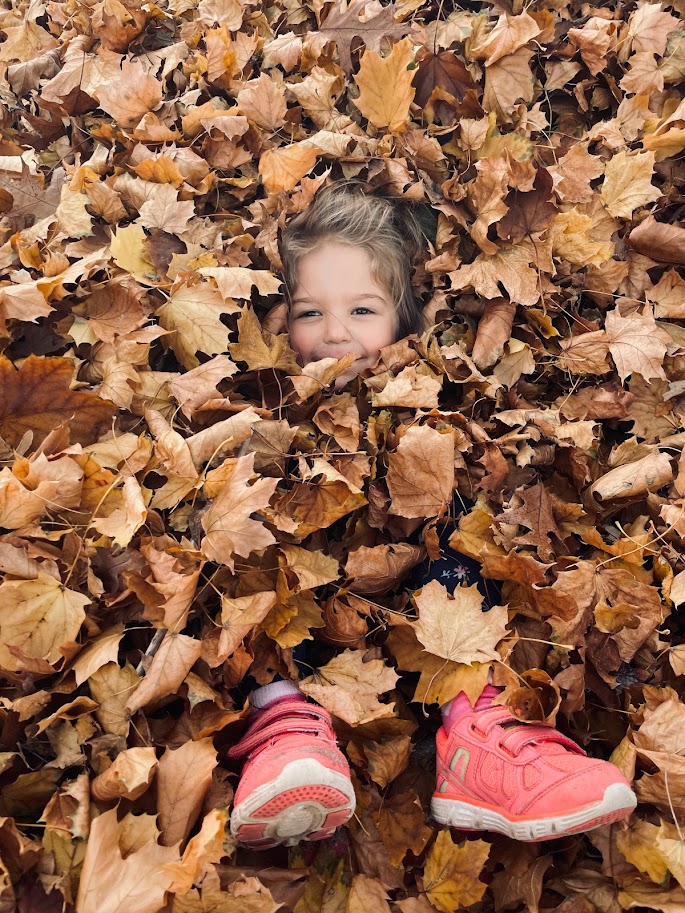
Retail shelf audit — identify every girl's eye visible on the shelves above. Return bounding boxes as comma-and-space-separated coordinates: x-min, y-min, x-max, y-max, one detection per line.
294, 309, 321, 319
353, 307, 374, 315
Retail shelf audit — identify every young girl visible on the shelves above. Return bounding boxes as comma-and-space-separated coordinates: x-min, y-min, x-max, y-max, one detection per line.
227, 184, 636, 849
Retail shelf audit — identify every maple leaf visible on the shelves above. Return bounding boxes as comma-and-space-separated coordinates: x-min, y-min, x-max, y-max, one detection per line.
300, 649, 398, 725
499, 482, 562, 560
75, 808, 179, 913
0, 573, 90, 672
320, 0, 417, 75
605, 306, 669, 382
259, 143, 320, 194
386, 425, 456, 519
229, 306, 300, 373
448, 243, 541, 307
237, 73, 287, 132
201, 453, 278, 570
628, 2, 681, 56
158, 281, 240, 370
156, 738, 217, 846
353, 37, 416, 134
423, 830, 490, 913
91, 746, 158, 801
471, 11, 541, 65
95, 59, 163, 132
138, 183, 195, 234
600, 150, 661, 219
0, 355, 115, 449
219, 591, 278, 657
413, 579, 508, 665
125, 632, 202, 715
413, 52, 476, 110
472, 298, 516, 369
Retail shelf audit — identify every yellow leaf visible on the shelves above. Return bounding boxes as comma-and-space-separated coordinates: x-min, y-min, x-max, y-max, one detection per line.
259, 143, 319, 194
600, 150, 661, 219
110, 223, 158, 285
423, 830, 490, 913
158, 281, 240, 370
353, 37, 416, 133
0, 573, 90, 672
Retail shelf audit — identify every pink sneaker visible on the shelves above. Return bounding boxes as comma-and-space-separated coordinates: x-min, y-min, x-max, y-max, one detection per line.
432, 704, 636, 841
228, 697, 356, 849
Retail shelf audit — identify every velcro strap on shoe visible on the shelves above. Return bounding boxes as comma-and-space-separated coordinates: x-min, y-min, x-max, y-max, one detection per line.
501, 725, 586, 757
228, 702, 334, 760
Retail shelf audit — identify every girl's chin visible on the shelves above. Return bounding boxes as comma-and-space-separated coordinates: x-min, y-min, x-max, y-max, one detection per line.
333, 367, 364, 389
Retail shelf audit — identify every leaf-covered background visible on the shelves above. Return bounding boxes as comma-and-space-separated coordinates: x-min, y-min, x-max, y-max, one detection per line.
1, 0, 685, 909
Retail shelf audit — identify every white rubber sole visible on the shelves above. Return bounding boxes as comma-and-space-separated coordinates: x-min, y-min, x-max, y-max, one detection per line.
230, 758, 356, 848
431, 782, 636, 841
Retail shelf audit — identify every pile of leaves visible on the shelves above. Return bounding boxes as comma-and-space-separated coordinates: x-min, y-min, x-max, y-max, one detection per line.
1, 0, 685, 908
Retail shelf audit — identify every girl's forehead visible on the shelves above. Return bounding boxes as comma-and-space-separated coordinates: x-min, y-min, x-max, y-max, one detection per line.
295, 243, 389, 293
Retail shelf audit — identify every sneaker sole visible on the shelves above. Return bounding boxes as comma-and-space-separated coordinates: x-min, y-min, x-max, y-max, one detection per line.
431, 782, 636, 842
230, 758, 356, 849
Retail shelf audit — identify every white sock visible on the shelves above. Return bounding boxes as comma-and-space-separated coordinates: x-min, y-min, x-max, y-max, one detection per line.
251, 680, 302, 709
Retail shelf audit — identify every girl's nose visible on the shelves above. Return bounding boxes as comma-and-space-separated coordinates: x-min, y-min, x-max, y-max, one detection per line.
323, 313, 352, 343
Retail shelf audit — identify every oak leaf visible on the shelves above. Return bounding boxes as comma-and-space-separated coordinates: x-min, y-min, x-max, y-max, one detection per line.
354, 37, 416, 134
413, 579, 508, 665
423, 830, 490, 913
300, 649, 398, 726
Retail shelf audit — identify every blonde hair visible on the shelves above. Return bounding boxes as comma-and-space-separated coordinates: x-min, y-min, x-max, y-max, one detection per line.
280, 183, 427, 340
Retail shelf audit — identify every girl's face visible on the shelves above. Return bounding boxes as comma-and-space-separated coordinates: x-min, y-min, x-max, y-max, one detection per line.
288, 242, 397, 388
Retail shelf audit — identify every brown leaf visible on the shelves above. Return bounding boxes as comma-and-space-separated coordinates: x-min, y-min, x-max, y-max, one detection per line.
126, 633, 202, 715
300, 649, 398, 726
75, 808, 179, 913
472, 298, 516, 369
201, 453, 278, 570
627, 216, 685, 266
386, 425, 455, 519
0, 355, 115, 449
320, 0, 417, 75
156, 738, 217, 846
605, 306, 669, 382
96, 59, 163, 132
91, 746, 158, 801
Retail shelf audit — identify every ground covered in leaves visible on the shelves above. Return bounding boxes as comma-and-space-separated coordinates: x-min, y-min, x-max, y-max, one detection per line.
1, 0, 685, 909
